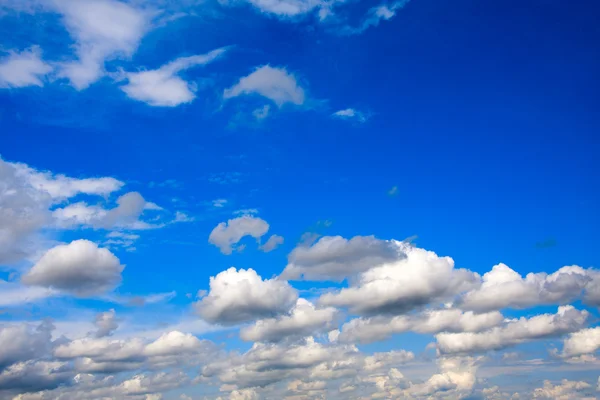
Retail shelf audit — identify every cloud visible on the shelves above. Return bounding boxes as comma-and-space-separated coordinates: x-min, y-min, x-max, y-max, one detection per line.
212, 199, 228, 208
240, 298, 339, 342
252, 104, 271, 120
340, 0, 410, 35
559, 327, 600, 358
0, 280, 56, 307
281, 235, 404, 281
242, 0, 323, 17
22, 239, 124, 297
0, 47, 52, 88
331, 108, 368, 122
195, 267, 298, 325
319, 243, 480, 315
436, 306, 588, 354
224, 65, 305, 107
0, 321, 54, 370
532, 379, 592, 399
460, 264, 593, 312
259, 234, 284, 253
53, 192, 164, 230
54, 0, 152, 90
121, 48, 227, 106
339, 308, 504, 344
93, 309, 118, 338
208, 215, 270, 254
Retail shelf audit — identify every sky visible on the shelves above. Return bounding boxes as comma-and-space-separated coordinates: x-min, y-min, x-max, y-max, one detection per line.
0, 0, 599, 399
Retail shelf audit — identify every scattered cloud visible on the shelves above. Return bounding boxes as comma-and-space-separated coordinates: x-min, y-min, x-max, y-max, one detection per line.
208, 215, 270, 254
224, 65, 305, 108
388, 185, 398, 196
332, 108, 368, 122
340, 0, 411, 35
22, 239, 124, 297
195, 267, 298, 325
0, 47, 52, 88
259, 234, 284, 252
121, 48, 227, 106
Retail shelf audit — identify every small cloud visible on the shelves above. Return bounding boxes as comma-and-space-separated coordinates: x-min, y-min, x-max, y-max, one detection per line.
0, 47, 53, 88
234, 208, 259, 216
388, 186, 398, 196
174, 211, 194, 223
224, 65, 305, 108
259, 234, 284, 252
339, 0, 410, 35
253, 104, 271, 120
332, 108, 368, 123
212, 199, 228, 208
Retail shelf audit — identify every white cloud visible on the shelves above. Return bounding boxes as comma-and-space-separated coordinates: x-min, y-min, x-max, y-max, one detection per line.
436, 306, 588, 354
195, 267, 298, 325
341, 0, 410, 35
460, 263, 592, 312
121, 48, 227, 106
319, 243, 480, 315
0, 280, 56, 306
53, 192, 164, 230
54, 0, 152, 90
331, 108, 367, 122
0, 47, 52, 88
240, 298, 339, 342
532, 379, 592, 399
339, 308, 504, 344
281, 235, 404, 281
208, 215, 270, 254
224, 65, 305, 107
252, 104, 270, 120
0, 321, 54, 369
259, 234, 284, 253
559, 327, 600, 358
243, 0, 323, 17
212, 198, 228, 208
22, 239, 124, 297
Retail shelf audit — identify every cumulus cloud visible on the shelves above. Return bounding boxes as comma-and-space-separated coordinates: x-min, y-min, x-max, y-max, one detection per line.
53, 192, 164, 230
259, 234, 284, 253
224, 65, 305, 107
331, 108, 368, 122
0, 321, 54, 370
53, 0, 152, 89
436, 306, 588, 354
339, 308, 504, 344
460, 263, 593, 312
0, 47, 52, 88
93, 309, 118, 338
121, 48, 227, 106
559, 327, 600, 358
319, 243, 479, 315
532, 379, 592, 399
281, 235, 404, 281
208, 215, 270, 254
195, 267, 298, 325
22, 240, 124, 297
240, 298, 339, 342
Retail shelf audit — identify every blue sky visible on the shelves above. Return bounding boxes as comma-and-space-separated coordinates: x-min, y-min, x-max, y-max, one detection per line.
0, 0, 599, 399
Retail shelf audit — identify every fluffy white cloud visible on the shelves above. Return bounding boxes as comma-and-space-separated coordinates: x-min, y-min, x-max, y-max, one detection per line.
259, 234, 284, 253
281, 235, 404, 281
54, 0, 152, 89
93, 309, 118, 338
195, 267, 298, 325
533, 379, 592, 399
559, 327, 600, 358
460, 263, 592, 312
121, 48, 227, 106
224, 65, 305, 107
208, 215, 270, 254
331, 108, 367, 122
53, 191, 164, 230
22, 240, 124, 296
319, 244, 479, 315
436, 306, 588, 354
0, 47, 52, 88
240, 298, 339, 342
339, 308, 504, 344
